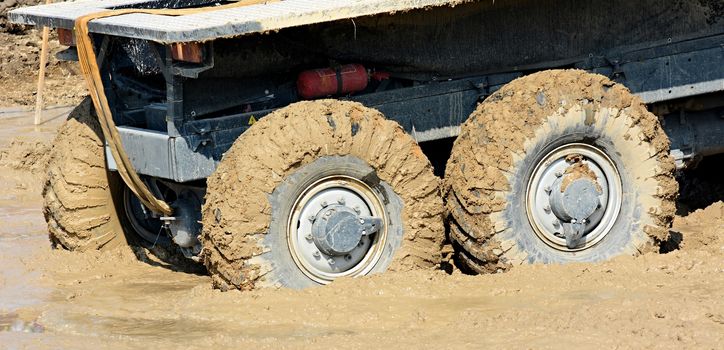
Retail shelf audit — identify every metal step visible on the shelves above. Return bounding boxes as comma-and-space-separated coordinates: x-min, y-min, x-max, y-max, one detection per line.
9, 0, 468, 43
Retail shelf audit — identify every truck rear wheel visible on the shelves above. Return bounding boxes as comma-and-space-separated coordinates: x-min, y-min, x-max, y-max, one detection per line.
444, 70, 677, 272
43, 98, 129, 251
43, 98, 169, 251
201, 100, 444, 290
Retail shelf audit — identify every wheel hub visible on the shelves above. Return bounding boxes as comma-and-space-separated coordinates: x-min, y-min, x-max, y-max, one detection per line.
526, 144, 622, 251
549, 167, 603, 248
549, 177, 601, 222
311, 205, 382, 256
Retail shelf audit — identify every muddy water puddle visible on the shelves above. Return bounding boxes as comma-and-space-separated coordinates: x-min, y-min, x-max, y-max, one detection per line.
0, 175, 49, 315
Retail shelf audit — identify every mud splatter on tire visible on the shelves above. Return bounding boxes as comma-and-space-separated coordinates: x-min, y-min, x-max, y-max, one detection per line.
444, 70, 677, 272
43, 98, 128, 251
201, 100, 444, 290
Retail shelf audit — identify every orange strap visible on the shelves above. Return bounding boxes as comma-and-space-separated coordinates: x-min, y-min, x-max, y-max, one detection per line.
74, 0, 277, 215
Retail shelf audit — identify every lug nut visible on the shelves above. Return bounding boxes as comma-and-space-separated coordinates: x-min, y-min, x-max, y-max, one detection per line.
305, 234, 313, 240
358, 241, 364, 247
321, 201, 328, 207
543, 205, 551, 213
544, 186, 552, 194
338, 198, 346, 205
354, 206, 361, 214
313, 251, 321, 258
345, 255, 352, 261
555, 171, 563, 178
361, 230, 367, 235
359, 218, 364, 224
327, 258, 335, 265
552, 220, 560, 228
308, 215, 315, 222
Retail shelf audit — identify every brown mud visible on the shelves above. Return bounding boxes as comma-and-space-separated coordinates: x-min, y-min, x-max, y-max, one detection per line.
0, 19, 723, 348
560, 154, 602, 193
0, 2, 86, 108
1, 104, 723, 349
41, 98, 133, 251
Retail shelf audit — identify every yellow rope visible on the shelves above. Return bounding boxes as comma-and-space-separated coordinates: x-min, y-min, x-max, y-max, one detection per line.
74, 0, 277, 215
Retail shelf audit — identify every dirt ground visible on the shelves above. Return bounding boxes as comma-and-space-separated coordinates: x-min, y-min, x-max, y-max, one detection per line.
1, 15, 723, 350
0, 117, 723, 348
0, 105, 723, 350
0, 0, 86, 108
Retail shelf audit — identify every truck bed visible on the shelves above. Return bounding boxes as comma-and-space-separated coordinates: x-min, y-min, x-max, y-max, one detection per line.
8, 0, 469, 43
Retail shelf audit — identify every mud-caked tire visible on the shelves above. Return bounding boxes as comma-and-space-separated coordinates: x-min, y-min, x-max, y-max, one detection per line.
43, 98, 129, 251
444, 70, 677, 273
201, 100, 444, 290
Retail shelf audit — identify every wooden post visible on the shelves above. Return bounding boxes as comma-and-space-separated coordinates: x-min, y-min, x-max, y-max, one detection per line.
34, 0, 53, 125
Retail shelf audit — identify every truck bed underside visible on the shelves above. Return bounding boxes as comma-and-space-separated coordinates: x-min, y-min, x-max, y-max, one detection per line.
9, 0, 472, 43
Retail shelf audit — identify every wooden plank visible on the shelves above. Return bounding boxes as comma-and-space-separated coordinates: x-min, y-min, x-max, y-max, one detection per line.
33, 0, 53, 125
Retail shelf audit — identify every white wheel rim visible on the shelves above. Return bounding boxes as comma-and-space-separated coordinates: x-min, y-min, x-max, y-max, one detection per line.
526, 143, 623, 252
287, 176, 388, 284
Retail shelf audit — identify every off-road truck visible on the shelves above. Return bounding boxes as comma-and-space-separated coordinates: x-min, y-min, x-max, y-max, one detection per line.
9, 0, 724, 289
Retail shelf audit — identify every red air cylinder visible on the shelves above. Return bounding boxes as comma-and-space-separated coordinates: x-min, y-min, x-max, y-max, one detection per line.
297, 64, 369, 99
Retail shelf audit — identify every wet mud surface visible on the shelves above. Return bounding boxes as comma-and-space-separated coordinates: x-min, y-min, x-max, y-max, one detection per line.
0, 109, 723, 349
